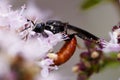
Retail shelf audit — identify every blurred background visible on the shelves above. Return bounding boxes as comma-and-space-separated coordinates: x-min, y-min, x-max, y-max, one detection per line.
9, 0, 120, 80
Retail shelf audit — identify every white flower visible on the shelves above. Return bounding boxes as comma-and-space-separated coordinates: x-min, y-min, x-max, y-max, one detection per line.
0, 0, 63, 61
36, 59, 58, 78
0, 1, 63, 79
118, 78, 120, 80
23, 1, 50, 22
0, 1, 28, 30
102, 28, 120, 53
0, 55, 10, 76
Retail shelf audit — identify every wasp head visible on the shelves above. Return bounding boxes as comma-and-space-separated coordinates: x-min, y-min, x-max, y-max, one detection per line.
33, 23, 45, 33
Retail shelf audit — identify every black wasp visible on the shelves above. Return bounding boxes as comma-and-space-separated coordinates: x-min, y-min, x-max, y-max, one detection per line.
28, 19, 100, 43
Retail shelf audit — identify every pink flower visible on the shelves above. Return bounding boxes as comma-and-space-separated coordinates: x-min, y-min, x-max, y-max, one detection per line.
36, 59, 58, 78
102, 25, 120, 53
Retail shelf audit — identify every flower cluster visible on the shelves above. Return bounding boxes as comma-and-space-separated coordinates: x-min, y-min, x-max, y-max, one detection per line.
102, 25, 120, 53
72, 40, 104, 80
73, 24, 120, 80
0, 1, 64, 80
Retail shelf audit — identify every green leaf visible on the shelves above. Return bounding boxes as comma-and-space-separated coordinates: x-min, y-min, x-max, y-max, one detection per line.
81, 0, 103, 10
106, 61, 120, 68
109, 52, 118, 58
100, 59, 120, 71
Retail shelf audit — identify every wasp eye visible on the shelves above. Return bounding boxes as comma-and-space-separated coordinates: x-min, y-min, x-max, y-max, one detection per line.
33, 23, 45, 33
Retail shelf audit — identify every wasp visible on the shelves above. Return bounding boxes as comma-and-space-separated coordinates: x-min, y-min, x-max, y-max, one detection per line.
28, 20, 100, 66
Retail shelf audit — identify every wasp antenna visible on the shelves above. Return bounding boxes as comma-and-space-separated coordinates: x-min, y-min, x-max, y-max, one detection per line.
27, 19, 36, 26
